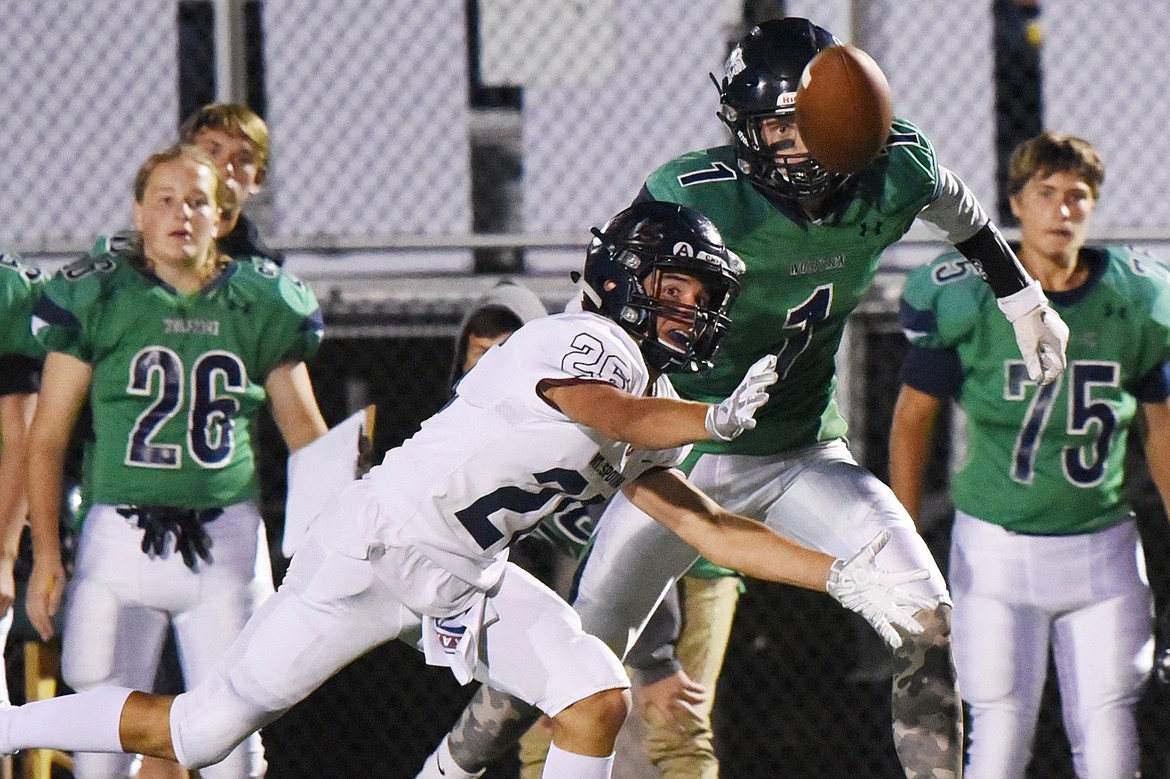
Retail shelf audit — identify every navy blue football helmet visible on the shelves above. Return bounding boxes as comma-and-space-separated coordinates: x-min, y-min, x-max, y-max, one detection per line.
580, 201, 743, 373
715, 17, 846, 200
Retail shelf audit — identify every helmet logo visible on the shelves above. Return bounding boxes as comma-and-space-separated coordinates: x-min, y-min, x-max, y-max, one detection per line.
776, 92, 796, 108
724, 46, 746, 81
673, 241, 694, 257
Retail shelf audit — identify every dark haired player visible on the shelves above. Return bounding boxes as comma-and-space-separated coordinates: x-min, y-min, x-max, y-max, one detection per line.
419, 17, 1070, 779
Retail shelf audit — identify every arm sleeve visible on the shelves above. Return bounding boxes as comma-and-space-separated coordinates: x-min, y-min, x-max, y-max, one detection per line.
917, 167, 1031, 297
900, 345, 963, 399
1132, 362, 1170, 404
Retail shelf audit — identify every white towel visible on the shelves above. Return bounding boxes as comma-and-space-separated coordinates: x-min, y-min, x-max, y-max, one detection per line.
421, 594, 497, 685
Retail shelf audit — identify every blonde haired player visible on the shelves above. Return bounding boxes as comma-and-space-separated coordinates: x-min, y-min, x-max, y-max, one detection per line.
24, 144, 327, 778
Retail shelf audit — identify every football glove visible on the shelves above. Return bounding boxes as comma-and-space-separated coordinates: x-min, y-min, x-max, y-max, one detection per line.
704, 354, 779, 442
119, 506, 221, 572
996, 280, 1069, 386
825, 530, 937, 649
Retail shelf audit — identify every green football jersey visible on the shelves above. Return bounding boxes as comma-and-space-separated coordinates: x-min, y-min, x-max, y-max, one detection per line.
0, 253, 46, 363
648, 118, 940, 455
34, 253, 323, 509
901, 246, 1170, 534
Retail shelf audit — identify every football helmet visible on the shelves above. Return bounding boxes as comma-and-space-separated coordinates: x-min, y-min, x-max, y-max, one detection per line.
715, 17, 847, 200
580, 200, 744, 373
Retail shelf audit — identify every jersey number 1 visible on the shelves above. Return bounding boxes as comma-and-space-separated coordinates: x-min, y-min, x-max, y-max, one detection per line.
776, 284, 833, 379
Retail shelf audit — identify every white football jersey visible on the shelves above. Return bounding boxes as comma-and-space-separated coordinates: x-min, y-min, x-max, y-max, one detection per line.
364, 311, 690, 590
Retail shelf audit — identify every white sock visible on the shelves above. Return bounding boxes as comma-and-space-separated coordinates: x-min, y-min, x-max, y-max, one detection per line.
542, 743, 614, 779
415, 735, 484, 779
0, 687, 132, 754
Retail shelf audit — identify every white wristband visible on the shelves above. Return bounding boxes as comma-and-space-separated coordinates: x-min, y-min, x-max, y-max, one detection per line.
996, 279, 1047, 322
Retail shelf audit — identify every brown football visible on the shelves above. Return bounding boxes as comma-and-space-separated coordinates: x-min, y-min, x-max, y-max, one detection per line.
794, 44, 893, 174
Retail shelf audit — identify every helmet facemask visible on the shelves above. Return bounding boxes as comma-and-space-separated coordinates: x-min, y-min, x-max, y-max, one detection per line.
727, 108, 838, 199
580, 202, 743, 374
619, 262, 735, 374
713, 17, 847, 202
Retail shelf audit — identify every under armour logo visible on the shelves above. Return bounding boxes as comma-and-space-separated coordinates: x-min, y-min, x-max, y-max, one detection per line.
859, 221, 883, 237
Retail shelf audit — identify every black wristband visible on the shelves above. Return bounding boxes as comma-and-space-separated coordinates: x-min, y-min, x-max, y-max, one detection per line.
954, 223, 1029, 298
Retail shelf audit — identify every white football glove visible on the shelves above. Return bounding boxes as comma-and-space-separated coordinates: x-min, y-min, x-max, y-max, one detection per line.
996, 280, 1069, 386
824, 530, 938, 650
704, 354, 779, 442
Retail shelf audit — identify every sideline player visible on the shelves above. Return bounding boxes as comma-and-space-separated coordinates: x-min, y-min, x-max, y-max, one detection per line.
890, 131, 1168, 778
179, 103, 283, 266
23, 144, 328, 778
92, 102, 282, 269
419, 17, 1070, 779
0, 252, 45, 779
1, 201, 934, 779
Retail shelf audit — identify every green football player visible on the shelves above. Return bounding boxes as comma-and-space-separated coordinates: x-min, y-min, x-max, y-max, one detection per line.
891, 131, 1170, 777
0, 252, 45, 718
24, 144, 328, 779
418, 17, 1070, 779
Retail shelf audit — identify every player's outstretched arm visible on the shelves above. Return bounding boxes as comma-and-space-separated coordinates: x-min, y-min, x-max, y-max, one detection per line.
24, 352, 92, 641
542, 354, 777, 449
995, 279, 1070, 385
623, 468, 935, 648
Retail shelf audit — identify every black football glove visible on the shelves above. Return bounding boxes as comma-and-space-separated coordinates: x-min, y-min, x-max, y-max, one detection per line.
119, 506, 222, 571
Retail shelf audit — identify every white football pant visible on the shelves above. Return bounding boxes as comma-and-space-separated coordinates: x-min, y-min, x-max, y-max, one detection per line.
950, 511, 1152, 779
575, 439, 949, 659
62, 502, 273, 779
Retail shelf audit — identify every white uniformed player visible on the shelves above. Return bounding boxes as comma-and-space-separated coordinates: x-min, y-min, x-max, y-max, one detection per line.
3, 201, 933, 779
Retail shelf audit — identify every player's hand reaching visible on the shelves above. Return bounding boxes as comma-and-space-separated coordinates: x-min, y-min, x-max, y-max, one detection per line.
825, 530, 937, 649
636, 669, 708, 734
997, 280, 1069, 385
704, 354, 778, 441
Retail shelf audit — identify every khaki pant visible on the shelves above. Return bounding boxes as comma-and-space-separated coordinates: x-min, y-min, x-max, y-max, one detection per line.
520, 575, 741, 778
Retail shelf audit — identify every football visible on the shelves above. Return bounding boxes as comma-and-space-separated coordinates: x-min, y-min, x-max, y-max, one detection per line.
795, 44, 893, 174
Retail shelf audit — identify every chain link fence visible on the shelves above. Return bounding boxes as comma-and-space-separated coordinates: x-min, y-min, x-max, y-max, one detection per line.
3, 1, 1170, 777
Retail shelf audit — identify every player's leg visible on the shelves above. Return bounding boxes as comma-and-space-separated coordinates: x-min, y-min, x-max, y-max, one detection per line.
704, 442, 959, 779
640, 573, 739, 779
470, 563, 631, 779
573, 491, 703, 658
949, 511, 1051, 779
61, 505, 171, 779
171, 505, 275, 779
418, 493, 699, 778
1048, 520, 1150, 779
169, 537, 408, 769
418, 686, 542, 779
0, 536, 408, 769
